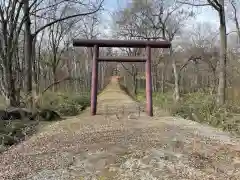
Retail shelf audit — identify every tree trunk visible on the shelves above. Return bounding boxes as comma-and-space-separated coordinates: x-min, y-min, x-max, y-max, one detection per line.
211, 69, 217, 94
194, 62, 199, 92
217, 1, 227, 105
133, 74, 137, 95
153, 66, 158, 92
161, 65, 166, 93
101, 65, 105, 89
171, 48, 180, 102
32, 38, 39, 94
7, 68, 18, 106
24, 0, 33, 108
33, 1, 39, 94
6, 50, 17, 107
132, 66, 138, 95
52, 67, 57, 92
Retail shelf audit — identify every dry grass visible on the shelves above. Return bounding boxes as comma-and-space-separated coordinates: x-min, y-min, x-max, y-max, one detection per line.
0, 76, 240, 180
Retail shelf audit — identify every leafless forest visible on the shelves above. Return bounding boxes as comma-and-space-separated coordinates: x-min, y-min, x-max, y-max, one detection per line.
0, 0, 240, 125
1, 1, 240, 179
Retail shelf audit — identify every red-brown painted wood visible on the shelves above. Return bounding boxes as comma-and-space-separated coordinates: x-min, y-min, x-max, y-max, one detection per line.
98, 56, 146, 62
145, 45, 153, 116
73, 39, 171, 48
90, 45, 99, 115
73, 39, 171, 116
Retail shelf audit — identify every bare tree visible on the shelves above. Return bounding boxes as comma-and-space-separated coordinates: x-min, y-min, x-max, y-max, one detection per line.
77, 13, 101, 89
180, 23, 219, 93
229, 0, 240, 41
0, 0, 104, 107
45, 4, 79, 91
0, 1, 25, 106
179, 0, 228, 105
23, 0, 104, 107
114, 0, 193, 101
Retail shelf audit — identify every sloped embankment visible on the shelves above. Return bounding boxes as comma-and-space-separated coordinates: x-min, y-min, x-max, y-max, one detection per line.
0, 76, 240, 180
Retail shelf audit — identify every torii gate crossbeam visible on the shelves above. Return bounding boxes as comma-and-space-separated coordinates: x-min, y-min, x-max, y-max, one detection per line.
73, 39, 171, 116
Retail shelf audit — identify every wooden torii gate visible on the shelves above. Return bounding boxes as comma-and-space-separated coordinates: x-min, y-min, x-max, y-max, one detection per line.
73, 39, 171, 116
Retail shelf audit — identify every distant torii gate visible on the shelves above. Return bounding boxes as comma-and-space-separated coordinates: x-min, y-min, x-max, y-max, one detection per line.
73, 39, 171, 116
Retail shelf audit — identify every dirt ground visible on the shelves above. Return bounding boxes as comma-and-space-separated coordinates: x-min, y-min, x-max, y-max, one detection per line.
0, 76, 240, 180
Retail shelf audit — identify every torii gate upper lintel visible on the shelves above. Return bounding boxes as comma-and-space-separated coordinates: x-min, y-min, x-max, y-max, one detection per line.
72, 39, 171, 117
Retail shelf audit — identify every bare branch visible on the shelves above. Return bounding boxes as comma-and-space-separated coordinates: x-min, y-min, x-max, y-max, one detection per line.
41, 76, 82, 94
230, 0, 240, 40
32, 0, 104, 37
121, 62, 133, 76
177, 1, 210, 7
207, 0, 221, 11
211, 0, 221, 8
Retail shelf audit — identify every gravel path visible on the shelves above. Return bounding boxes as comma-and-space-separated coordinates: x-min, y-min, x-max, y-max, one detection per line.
0, 76, 240, 180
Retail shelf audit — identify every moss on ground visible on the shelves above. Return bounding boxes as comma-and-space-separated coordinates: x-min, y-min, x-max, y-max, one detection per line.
0, 91, 91, 153
137, 90, 240, 136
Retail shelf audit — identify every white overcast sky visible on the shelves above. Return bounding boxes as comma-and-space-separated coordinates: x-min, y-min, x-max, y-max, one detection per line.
97, 0, 239, 51
101, 0, 221, 36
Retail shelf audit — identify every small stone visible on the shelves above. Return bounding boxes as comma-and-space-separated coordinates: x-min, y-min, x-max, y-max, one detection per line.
128, 113, 138, 120
156, 161, 166, 169
142, 156, 151, 165
149, 149, 165, 160
152, 169, 164, 177
95, 159, 107, 170
109, 166, 118, 172
84, 163, 96, 173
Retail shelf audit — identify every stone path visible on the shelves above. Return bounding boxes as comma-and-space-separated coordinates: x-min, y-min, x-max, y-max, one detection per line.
0, 76, 240, 180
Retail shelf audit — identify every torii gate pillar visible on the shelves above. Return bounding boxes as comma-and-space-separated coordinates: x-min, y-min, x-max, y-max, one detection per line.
91, 45, 99, 115
146, 45, 153, 116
